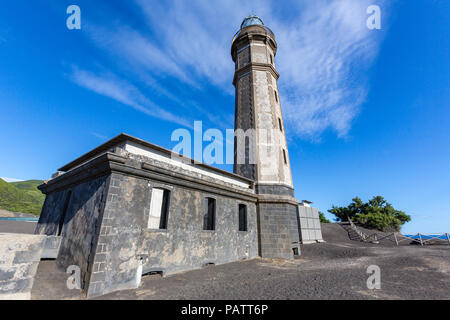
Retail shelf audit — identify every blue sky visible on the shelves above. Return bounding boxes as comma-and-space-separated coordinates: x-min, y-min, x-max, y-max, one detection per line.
0, 1, 449, 233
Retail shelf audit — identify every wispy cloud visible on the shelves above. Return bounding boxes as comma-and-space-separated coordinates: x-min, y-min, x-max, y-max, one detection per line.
76, 0, 388, 140
70, 67, 192, 128
134, 0, 261, 91
274, 0, 385, 139
132, 0, 387, 139
88, 25, 195, 87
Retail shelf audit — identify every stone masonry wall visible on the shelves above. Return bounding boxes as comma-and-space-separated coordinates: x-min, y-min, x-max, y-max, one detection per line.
0, 234, 46, 300
234, 73, 256, 180
257, 202, 299, 259
36, 175, 110, 292
87, 171, 258, 297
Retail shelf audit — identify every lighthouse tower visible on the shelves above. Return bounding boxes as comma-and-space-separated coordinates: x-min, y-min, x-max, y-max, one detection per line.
231, 16, 301, 259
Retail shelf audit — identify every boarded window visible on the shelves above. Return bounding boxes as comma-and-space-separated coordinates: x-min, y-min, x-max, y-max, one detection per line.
148, 188, 170, 229
203, 198, 216, 231
238, 204, 247, 231
58, 190, 72, 236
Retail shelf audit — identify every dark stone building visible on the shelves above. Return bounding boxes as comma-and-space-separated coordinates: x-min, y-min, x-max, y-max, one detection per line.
36, 16, 322, 298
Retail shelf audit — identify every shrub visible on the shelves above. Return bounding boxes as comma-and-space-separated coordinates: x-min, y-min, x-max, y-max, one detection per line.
328, 196, 411, 232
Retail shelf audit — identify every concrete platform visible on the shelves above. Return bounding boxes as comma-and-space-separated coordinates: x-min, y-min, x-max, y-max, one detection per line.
0, 221, 37, 234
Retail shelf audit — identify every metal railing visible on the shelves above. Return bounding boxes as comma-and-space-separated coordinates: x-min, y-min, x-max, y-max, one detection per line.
231, 26, 275, 45
394, 233, 450, 246
347, 217, 384, 243
347, 217, 450, 247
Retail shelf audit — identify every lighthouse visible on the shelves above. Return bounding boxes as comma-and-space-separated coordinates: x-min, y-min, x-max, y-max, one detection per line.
232, 16, 301, 259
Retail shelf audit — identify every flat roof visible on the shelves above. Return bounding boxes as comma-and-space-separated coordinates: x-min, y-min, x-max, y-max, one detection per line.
58, 133, 254, 184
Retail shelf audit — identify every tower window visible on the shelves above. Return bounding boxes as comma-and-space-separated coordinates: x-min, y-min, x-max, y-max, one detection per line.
148, 188, 170, 229
283, 149, 288, 165
238, 204, 248, 232
270, 55, 273, 64
274, 91, 278, 103
203, 198, 216, 231
278, 118, 283, 132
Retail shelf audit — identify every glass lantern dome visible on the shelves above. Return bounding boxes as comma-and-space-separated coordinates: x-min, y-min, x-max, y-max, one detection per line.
232, 15, 275, 47
240, 15, 264, 29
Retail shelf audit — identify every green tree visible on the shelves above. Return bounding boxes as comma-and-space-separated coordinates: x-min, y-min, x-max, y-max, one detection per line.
319, 211, 330, 223
328, 196, 411, 232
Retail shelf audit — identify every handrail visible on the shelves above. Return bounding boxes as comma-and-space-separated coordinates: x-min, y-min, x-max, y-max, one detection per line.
231, 26, 275, 45
347, 217, 380, 242
346, 217, 450, 247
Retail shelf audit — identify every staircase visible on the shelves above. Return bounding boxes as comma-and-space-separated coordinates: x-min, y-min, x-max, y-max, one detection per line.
339, 222, 365, 242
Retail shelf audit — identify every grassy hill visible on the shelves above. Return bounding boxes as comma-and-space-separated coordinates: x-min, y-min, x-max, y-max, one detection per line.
0, 178, 45, 215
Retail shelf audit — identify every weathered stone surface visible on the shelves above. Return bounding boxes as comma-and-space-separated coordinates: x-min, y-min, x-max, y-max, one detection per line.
37, 175, 110, 293
41, 236, 62, 259
234, 74, 256, 180
257, 201, 300, 259
87, 167, 258, 297
0, 233, 46, 300
13, 248, 42, 264
232, 24, 293, 187
255, 184, 294, 196
232, 23, 302, 260
0, 268, 16, 281
36, 148, 259, 298
0, 278, 33, 294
